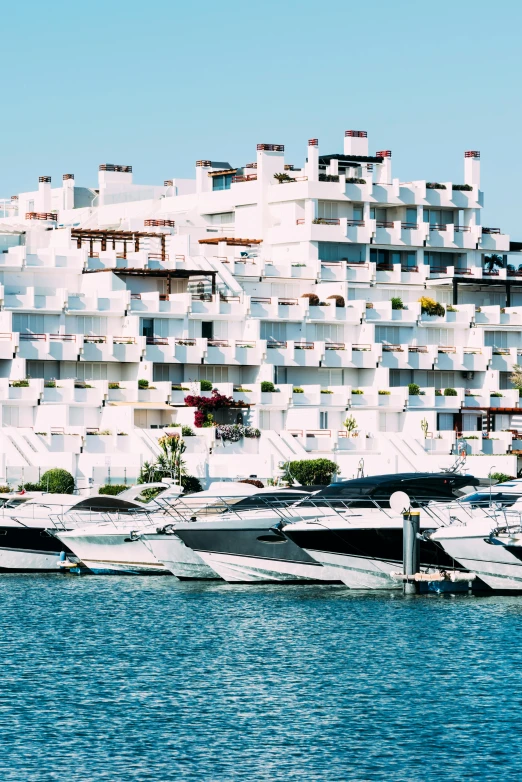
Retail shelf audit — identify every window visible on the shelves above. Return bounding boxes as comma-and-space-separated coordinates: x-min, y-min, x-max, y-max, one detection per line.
485, 331, 509, 349
405, 208, 417, 223
26, 361, 60, 380
141, 319, 154, 339
260, 322, 287, 341
201, 322, 213, 340
424, 329, 453, 347
153, 364, 183, 383
352, 205, 363, 221
274, 367, 287, 384
375, 326, 413, 344
75, 363, 108, 380
370, 207, 388, 221
207, 212, 235, 224
12, 314, 60, 334
315, 324, 345, 342
370, 249, 416, 268
424, 252, 466, 272
212, 174, 233, 191
320, 411, 329, 430
197, 366, 229, 383
318, 242, 365, 263
318, 201, 338, 219
75, 316, 108, 336
423, 209, 455, 225
437, 413, 455, 431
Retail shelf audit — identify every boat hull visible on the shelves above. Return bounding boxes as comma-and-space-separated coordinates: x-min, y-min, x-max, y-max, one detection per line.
141, 534, 218, 579
0, 526, 68, 571
55, 531, 171, 576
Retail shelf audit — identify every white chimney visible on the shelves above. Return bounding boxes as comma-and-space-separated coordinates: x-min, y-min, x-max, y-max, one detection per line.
256, 143, 285, 183
38, 176, 51, 212
62, 174, 74, 210
306, 138, 319, 182
464, 151, 480, 188
375, 150, 392, 184
344, 130, 368, 157
98, 164, 133, 206
195, 160, 212, 194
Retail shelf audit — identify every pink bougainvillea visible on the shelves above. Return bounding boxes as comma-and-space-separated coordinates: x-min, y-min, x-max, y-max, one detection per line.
184, 389, 245, 427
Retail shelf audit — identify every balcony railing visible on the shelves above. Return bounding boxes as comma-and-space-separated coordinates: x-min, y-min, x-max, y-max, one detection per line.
25, 212, 56, 221
352, 344, 371, 351
455, 267, 472, 275
429, 224, 447, 231
146, 337, 169, 345
84, 336, 107, 343
219, 295, 241, 302
376, 263, 394, 271
148, 253, 169, 261
382, 344, 404, 352
232, 174, 257, 183
376, 221, 394, 228
0, 333, 13, 341
408, 346, 428, 353
278, 298, 298, 305
175, 339, 196, 346
429, 266, 448, 274
207, 340, 230, 348
347, 219, 365, 226
113, 336, 136, 344
325, 342, 346, 350
49, 334, 76, 342
251, 297, 271, 304
294, 341, 314, 350
20, 333, 46, 341
144, 219, 175, 227
454, 225, 470, 232
296, 218, 306, 225
483, 269, 500, 276
482, 227, 501, 234
267, 341, 287, 348
402, 265, 419, 272
438, 347, 456, 354
401, 222, 418, 229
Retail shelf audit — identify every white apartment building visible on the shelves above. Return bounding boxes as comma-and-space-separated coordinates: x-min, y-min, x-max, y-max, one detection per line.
0, 129, 520, 488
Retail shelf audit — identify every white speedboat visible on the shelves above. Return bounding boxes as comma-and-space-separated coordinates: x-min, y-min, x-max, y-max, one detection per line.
429, 499, 522, 591
54, 482, 259, 576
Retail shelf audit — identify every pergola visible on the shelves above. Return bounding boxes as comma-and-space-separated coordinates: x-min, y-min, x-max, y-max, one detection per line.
83, 267, 217, 294
72, 228, 170, 260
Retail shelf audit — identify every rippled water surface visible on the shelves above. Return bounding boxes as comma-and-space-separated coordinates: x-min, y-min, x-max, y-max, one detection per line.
1, 577, 522, 781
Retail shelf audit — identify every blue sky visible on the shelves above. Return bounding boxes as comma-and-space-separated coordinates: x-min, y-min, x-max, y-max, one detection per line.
2, 0, 521, 234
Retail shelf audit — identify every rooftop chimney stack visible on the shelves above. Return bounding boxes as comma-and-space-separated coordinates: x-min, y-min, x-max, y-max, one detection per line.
375, 150, 392, 184
464, 151, 480, 188
195, 160, 212, 194
256, 144, 285, 183
98, 164, 133, 206
38, 176, 51, 212
306, 138, 319, 182
344, 130, 368, 157
62, 174, 74, 210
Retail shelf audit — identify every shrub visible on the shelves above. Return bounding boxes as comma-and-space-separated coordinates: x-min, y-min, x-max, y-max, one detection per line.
452, 184, 473, 191
327, 294, 345, 308
99, 484, 128, 495
293, 387, 304, 393
321, 389, 333, 394
181, 476, 203, 493
273, 172, 294, 184
138, 379, 149, 389
239, 479, 264, 489
40, 468, 75, 494
17, 482, 42, 492
185, 389, 238, 427
287, 459, 339, 486
0, 486, 11, 493
391, 297, 404, 310
261, 381, 276, 393
447, 306, 457, 312
200, 380, 213, 391
378, 390, 391, 395
351, 389, 364, 395
11, 380, 29, 387
490, 472, 515, 484
426, 182, 447, 189
435, 389, 442, 396
108, 382, 120, 389
444, 388, 458, 396
346, 177, 366, 184
301, 293, 320, 307
408, 383, 420, 396
182, 426, 195, 436
490, 392, 503, 397
419, 296, 445, 317
44, 380, 56, 388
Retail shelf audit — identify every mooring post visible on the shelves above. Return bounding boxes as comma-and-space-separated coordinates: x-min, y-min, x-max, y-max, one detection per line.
403, 510, 420, 595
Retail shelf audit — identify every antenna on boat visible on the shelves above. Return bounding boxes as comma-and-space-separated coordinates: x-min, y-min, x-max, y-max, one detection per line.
357, 458, 365, 479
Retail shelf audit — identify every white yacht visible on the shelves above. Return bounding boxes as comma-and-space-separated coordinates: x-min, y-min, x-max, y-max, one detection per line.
0, 482, 182, 572
54, 482, 259, 576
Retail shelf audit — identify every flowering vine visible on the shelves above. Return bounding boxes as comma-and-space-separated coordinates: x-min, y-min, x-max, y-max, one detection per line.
184, 389, 246, 427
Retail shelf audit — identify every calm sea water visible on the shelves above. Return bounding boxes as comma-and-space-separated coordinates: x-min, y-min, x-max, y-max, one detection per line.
0, 577, 521, 781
